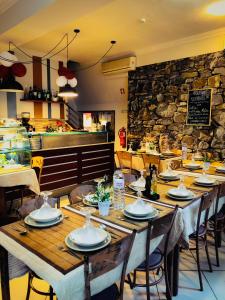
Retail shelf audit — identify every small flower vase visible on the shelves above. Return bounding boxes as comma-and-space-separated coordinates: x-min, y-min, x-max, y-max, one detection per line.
98, 201, 110, 216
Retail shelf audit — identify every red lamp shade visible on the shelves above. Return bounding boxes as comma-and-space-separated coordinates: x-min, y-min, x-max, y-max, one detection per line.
65, 69, 75, 79
11, 63, 27, 77
58, 66, 68, 76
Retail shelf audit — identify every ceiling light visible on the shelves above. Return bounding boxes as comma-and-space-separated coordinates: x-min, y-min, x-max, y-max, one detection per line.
58, 84, 78, 98
206, 0, 225, 16
0, 75, 23, 93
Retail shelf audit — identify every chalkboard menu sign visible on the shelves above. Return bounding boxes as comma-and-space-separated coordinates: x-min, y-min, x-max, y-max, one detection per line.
187, 88, 212, 126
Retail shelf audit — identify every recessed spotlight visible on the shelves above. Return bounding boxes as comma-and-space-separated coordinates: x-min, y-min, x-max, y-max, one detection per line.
206, 0, 225, 16
139, 17, 146, 23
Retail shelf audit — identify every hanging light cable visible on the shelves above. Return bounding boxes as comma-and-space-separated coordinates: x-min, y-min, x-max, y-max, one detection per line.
58, 33, 78, 98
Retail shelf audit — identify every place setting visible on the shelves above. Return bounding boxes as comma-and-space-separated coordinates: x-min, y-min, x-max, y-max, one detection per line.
24, 191, 64, 228
65, 207, 111, 252
158, 162, 180, 182
183, 155, 203, 170
122, 188, 159, 221
215, 162, 225, 174
166, 175, 197, 201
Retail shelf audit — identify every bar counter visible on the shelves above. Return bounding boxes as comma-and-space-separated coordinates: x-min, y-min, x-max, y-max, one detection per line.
31, 131, 114, 196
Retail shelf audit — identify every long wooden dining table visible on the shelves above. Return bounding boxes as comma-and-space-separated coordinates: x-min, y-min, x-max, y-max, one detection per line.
0, 195, 181, 300
1, 168, 224, 300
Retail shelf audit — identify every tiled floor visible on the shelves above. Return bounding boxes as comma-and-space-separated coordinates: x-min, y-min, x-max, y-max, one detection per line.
0, 198, 224, 300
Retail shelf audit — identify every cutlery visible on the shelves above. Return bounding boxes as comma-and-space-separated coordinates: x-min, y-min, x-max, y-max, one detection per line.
58, 245, 82, 259
117, 216, 139, 225
12, 227, 27, 235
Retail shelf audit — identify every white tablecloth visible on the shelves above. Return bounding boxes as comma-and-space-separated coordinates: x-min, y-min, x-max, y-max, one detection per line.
0, 168, 40, 195
0, 206, 183, 300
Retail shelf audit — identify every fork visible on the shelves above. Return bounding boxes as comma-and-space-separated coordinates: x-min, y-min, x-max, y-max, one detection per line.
58, 245, 82, 259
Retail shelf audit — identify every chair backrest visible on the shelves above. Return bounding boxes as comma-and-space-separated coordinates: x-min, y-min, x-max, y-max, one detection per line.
142, 154, 160, 171
31, 156, 44, 183
196, 189, 218, 234
17, 196, 59, 219
214, 181, 225, 221
116, 151, 132, 171
169, 159, 182, 170
84, 230, 136, 300
69, 184, 96, 205
124, 173, 137, 185
147, 205, 179, 257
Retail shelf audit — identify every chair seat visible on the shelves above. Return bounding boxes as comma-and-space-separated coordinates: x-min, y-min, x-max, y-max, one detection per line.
91, 283, 119, 300
136, 248, 163, 270
189, 225, 206, 238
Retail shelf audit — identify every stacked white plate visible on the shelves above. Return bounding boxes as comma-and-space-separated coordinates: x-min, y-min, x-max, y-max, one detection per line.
183, 162, 202, 170
83, 194, 112, 207
124, 200, 158, 220
65, 226, 111, 252
216, 166, 225, 173
167, 187, 195, 200
159, 171, 180, 181
24, 207, 63, 227
30, 137, 41, 150
194, 175, 216, 186
161, 151, 175, 157
129, 179, 146, 192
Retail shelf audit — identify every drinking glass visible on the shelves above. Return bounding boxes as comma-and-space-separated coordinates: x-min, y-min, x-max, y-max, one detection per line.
178, 175, 186, 190
40, 191, 52, 208
202, 161, 210, 176
81, 207, 96, 229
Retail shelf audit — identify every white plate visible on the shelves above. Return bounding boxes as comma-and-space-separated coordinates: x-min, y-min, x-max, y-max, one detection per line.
125, 202, 154, 217
194, 177, 216, 185
194, 181, 216, 187
159, 173, 180, 180
123, 209, 159, 220
29, 208, 61, 223
69, 227, 108, 247
168, 188, 193, 198
216, 166, 225, 173
24, 215, 63, 227
184, 164, 202, 169
167, 192, 195, 201
128, 183, 146, 192
65, 232, 111, 252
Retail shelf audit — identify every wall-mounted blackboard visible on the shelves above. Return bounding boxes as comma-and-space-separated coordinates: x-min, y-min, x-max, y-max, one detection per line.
186, 88, 212, 126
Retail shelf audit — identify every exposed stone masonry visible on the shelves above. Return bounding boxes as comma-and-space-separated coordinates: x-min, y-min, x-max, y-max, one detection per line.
128, 50, 225, 159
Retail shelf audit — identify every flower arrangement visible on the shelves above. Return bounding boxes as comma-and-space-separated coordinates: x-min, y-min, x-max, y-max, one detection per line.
93, 183, 111, 202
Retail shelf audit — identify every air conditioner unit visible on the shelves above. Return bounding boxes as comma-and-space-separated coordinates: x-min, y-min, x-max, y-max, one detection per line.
101, 56, 136, 75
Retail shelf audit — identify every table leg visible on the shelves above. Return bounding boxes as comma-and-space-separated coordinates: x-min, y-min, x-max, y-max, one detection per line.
0, 187, 7, 217
0, 245, 10, 300
172, 243, 180, 296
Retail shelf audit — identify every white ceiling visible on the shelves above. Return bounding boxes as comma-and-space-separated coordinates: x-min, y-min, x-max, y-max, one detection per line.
1, 0, 225, 64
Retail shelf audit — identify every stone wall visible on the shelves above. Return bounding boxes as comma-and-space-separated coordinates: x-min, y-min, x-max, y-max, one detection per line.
128, 50, 225, 159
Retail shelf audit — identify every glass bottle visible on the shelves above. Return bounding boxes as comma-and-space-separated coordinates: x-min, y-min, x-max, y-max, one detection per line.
113, 169, 125, 210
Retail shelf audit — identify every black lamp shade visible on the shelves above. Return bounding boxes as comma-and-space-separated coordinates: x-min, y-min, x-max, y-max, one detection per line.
0, 75, 23, 93
58, 83, 78, 98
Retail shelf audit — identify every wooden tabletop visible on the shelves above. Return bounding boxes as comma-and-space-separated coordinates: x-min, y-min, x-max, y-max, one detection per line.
71, 195, 173, 233
179, 161, 225, 178
0, 208, 129, 275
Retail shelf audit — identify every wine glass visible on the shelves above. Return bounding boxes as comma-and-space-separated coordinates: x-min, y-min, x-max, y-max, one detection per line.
202, 161, 210, 176
81, 207, 96, 229
40, 191, 52, 209
178, 175, 186, 191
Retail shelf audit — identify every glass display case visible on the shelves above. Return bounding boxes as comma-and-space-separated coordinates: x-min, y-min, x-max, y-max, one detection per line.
0, 126, 31, 169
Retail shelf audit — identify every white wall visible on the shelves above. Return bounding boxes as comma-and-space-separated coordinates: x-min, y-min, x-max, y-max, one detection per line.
0, 49, 66, 119
75, 28, 225, 150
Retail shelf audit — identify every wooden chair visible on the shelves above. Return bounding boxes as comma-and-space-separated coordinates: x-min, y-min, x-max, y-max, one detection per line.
169, 159, 182, 170
129, 206, 179, 300
116, 151, 133, 173
209, 182, 225, 267
142, 153, 160, 172
84, 230, 136, 300
31, 156, 44, 183
17, 195, 59, 300
69, 184, 96, 205
189, 188, 218, 291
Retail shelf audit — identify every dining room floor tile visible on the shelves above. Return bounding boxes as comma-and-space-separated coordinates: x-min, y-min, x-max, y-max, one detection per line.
203, 270, 225, 300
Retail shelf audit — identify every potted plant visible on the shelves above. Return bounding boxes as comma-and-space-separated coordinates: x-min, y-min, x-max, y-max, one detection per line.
94, 183, 111, 216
